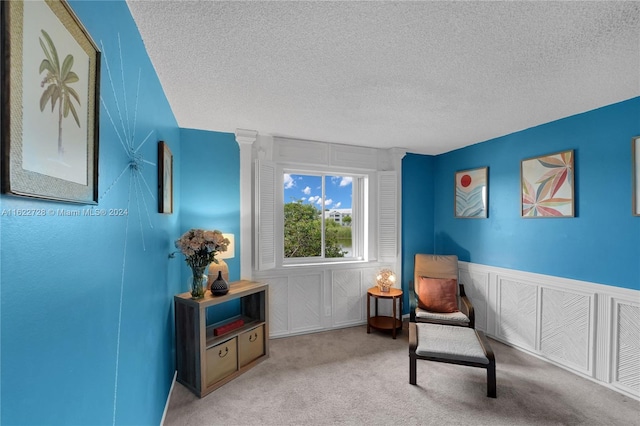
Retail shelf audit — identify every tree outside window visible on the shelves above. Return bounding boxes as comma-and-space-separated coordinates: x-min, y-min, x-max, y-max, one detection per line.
283, 173, 354, 259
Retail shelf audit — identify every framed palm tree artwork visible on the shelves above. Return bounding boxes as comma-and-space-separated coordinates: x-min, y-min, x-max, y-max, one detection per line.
633, 136, 640, 217
521, 149, 574, 218
1, 0, 100, 204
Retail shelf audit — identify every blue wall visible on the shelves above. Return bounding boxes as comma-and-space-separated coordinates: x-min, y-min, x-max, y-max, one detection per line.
401, 153, 436, 308
178, 128, 240, 284
178, 129, 241, 324
1, 1, 181, 424
430, 98, 640, 290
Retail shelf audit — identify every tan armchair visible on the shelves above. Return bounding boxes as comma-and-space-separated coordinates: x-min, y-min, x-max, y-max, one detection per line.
409, 254, 474, 328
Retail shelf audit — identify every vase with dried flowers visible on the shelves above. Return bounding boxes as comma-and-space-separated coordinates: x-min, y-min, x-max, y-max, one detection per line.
175, 229, 229, 299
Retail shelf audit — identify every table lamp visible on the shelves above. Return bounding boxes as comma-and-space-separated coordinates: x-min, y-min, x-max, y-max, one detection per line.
376, 268, 396, 292
208, 233, 234, 287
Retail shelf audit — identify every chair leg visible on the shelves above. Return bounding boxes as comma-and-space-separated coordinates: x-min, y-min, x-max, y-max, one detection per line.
409, 355, 417, 385
487, 360, 496, 398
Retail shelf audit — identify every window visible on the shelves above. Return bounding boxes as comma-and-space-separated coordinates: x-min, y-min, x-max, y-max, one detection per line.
282, 171, 366, 263
254, 151, 398, 271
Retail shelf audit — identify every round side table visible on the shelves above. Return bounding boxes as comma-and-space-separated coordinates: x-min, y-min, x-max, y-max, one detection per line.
366, 287, 403, 339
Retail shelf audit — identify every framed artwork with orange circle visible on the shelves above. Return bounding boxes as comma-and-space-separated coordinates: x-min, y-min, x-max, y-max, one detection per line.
455, 167, 488, 218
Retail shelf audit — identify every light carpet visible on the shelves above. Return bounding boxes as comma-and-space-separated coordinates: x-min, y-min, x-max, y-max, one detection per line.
164, 324, 639, 425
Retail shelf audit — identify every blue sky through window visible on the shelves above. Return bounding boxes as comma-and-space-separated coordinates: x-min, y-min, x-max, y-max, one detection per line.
284, 174, 352, 210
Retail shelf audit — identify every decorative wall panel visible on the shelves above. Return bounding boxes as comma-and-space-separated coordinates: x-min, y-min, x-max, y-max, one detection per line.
497, 277, 537, 350
459, 269, 488, 331
330, 144, 378, 169
540, 287, 592, 373
273, 137, 329, 165
361, 267, 379, 289
614, 300, 640, 395
265, 277, 289, 337
332, 269, 364, 326
289, 274, 323, 333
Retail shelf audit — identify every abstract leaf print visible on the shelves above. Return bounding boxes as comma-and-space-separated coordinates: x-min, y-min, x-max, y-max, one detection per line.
522, 151, 574, 217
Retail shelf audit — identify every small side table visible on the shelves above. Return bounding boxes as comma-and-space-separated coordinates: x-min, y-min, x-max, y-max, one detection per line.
367, 287, 403, 339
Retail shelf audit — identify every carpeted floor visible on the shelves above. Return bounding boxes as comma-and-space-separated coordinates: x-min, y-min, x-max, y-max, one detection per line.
164, 324, 639, 425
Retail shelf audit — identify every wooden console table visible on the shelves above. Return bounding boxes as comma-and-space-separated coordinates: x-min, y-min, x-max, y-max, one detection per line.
174, 280, 269, 397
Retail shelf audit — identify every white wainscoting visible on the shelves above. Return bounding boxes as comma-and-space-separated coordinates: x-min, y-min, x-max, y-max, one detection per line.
255, 263, 394, 338
257, 261, 638, 400
459, 261, 640, 400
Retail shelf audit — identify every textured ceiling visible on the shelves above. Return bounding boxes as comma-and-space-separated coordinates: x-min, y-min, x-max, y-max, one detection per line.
127, 1, 640, 155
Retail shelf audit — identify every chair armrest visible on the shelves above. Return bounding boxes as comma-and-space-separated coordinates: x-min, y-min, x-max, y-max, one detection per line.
409, 280, 417, 322
459, 283, 475, 329
409, 322, 418, 352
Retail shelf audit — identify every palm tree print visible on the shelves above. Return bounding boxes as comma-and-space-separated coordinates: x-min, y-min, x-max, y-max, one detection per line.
39, 29, 81, 156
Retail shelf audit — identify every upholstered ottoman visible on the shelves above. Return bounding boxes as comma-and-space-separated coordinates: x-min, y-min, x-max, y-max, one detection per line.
409, 322, 496, 398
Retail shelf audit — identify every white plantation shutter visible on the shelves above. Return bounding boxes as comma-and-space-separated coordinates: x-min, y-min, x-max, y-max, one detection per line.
377, 172, 398, 261
256, 160, 276, 270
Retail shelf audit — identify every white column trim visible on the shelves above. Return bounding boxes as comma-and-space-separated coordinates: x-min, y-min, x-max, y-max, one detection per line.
389, 148, 406, 286
235, 129, 257, 280
595, 293, 611, 383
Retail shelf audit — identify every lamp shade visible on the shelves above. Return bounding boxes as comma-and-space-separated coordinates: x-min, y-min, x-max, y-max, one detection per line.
218, 234, 235, 259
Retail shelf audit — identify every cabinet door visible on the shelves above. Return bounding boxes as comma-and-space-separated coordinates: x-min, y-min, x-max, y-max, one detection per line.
206, 337, 238, 386
238, 325, 265, 367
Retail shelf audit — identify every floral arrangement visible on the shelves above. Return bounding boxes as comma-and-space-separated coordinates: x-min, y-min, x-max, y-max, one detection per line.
175, 229, 229, 298
175, 228, 230, 268
376, 268, 396, 292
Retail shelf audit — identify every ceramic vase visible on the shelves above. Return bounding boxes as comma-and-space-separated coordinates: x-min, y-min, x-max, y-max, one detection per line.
211, 270, 229, 296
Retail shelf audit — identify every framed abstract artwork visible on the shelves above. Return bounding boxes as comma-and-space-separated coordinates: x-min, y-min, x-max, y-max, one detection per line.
1, 0, 100, 203
158, 141, 173, 214
521, 149, 574, 218
633, 136, 640, 217
455, 167, 488, 218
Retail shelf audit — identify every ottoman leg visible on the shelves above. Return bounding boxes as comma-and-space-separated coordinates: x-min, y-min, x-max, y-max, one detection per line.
409, 322, 418, 385
477, 330, 497, 398
410, 354, 417, 385
487, 359, 496, 398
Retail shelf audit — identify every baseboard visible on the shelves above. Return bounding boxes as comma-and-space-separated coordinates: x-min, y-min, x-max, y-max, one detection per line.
160, 371, 177, 426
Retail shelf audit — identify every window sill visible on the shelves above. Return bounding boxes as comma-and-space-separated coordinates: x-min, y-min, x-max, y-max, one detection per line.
282, 259, 369, 268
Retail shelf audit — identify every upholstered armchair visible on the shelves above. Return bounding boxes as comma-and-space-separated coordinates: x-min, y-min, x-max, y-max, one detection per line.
409, 254, 474, 328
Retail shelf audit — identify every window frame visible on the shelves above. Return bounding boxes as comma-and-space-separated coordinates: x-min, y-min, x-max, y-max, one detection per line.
280, 167, 368, 266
